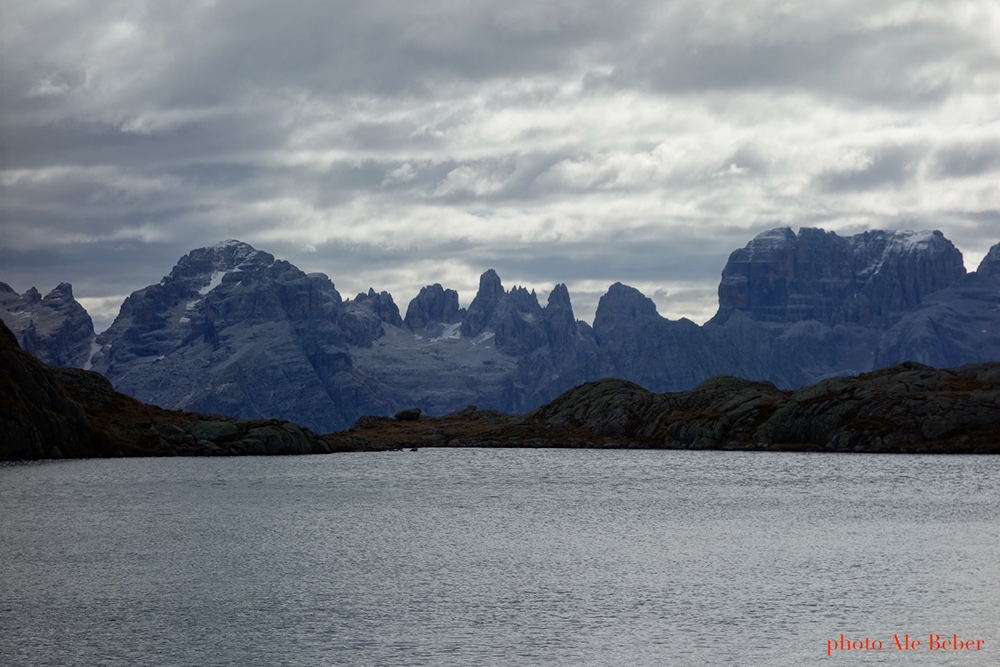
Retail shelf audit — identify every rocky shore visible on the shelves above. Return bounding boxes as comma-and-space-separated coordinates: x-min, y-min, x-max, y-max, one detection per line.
328, 362, 1000, 455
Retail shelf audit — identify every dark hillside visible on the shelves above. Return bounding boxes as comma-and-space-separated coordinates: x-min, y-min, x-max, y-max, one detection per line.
0, 320, 332, 460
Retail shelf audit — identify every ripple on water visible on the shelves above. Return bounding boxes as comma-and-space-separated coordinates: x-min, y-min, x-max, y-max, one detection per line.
1, 450, 998, 667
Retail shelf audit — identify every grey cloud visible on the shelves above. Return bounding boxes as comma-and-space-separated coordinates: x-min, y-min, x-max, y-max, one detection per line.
929, 141, 1000, 179
723, 145, 770, 175
167, 163, 266, 191
0, 239, 198, 310
90, 0, 642, 107
456, 236, 730, 287
2, 114, 288, 171
814, 145, 922, 192
346, 121, 447, 152
427, 152, 577, 204
944, 210, 1000, 262
3, 0, 999, 331
609, 4, 991, 107
266, 226, 730, 301
315, 161, 395, 204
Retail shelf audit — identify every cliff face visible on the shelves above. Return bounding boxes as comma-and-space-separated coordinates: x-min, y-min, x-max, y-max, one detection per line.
403, 283, 463, 333
712, 228, 966, 326
592, 228, 995, 393
0, 282, 95, 368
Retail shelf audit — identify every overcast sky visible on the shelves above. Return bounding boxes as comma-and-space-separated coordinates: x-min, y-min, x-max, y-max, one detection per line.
2, 0, 999, 333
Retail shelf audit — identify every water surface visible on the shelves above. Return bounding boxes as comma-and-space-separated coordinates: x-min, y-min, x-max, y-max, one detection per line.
2, 450, 998, 666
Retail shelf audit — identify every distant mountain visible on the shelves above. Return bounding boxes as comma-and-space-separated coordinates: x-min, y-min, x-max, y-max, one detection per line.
3, 228, 998, 430
598, 227, 1000, 391
6, 313, 997, 460
0, 282, 95, 367
710, 228, 966, 326
74, 241, 595, 431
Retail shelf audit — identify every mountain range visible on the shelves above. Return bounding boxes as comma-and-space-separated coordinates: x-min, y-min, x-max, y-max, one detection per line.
2, 227, 999, 432
4, 315, 998, 459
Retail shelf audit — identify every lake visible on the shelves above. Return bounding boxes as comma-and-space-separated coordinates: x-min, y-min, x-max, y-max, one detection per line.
1, 449, 998, 666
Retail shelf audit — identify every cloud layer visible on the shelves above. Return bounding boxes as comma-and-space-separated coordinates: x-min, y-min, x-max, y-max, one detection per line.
3, 0, 999, 332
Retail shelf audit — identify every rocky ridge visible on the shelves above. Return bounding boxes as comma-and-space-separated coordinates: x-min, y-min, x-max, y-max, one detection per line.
522, 364, 1000, 453
2, 228, 999, 431
77, 241, 601, 430
332, 363, 1000, 454
595, 228, 1000, 390
711, 228, 966, 326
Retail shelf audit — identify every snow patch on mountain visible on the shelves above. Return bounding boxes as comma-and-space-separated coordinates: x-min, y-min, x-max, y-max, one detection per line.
83, 336, 101, 371
198, 271, 226, 296
431, 322, 462, 342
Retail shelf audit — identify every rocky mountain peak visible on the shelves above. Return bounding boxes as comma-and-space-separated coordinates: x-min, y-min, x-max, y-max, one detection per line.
593, 283, 661, 345
477, 269, 504, 300
339, 288, 403, 346
977, 243, 1000, 280
542, 283, 579, 350
546, 283, 572, 311
490, 286, 546, 356
339, 292, 396, 347
751, 226, 797, 249
167, 240, 274, 289
350, 288, 403, 329
0, 282, 95, 368
404, 283, 463, 332
461, 269, 505, 338
46, 282, 75, 299
88, 242, 367, 430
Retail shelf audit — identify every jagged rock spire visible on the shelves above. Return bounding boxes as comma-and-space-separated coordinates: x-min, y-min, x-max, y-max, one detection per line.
461, 269, 504, 338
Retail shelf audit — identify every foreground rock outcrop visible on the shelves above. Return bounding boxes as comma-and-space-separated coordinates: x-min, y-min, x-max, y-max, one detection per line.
522, 365, 1000, 453
331, 364, 1000, 454
0, 320, 332, 460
